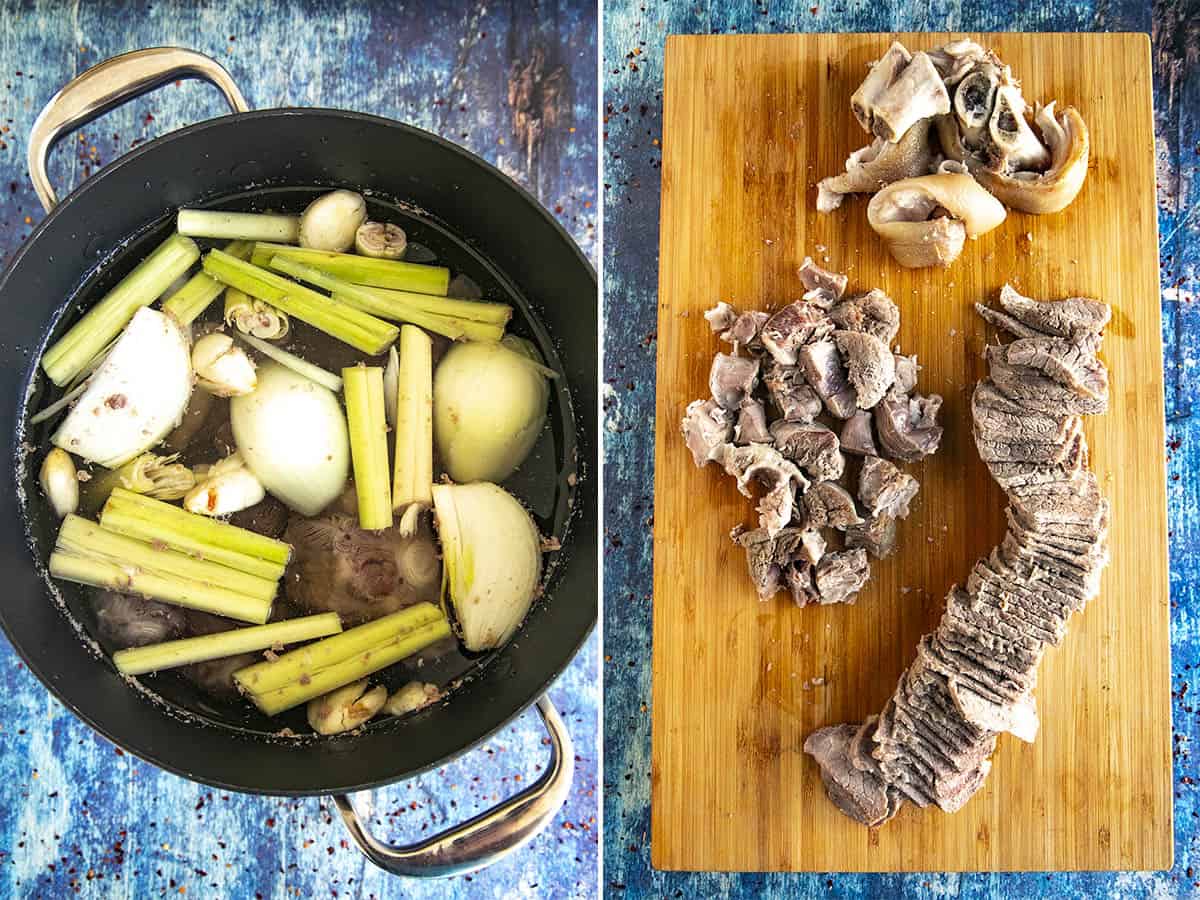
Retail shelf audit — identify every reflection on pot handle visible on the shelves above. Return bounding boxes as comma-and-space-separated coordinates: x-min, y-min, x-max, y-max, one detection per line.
27, 47, 249, 212
333, 694, 574, 878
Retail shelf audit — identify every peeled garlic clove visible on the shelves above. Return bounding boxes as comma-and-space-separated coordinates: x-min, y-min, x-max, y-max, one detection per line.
39, 448, 79, 518
307, 679, 388, 735
355, 221, 407, 259
183, 452, 265, 516
192, 332, 257, 397
384, 681, 442, 717
299, 189, 367, 252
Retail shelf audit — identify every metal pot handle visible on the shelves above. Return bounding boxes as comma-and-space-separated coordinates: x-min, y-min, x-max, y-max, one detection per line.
332, 695, 574, 878
27, 47, 249, 212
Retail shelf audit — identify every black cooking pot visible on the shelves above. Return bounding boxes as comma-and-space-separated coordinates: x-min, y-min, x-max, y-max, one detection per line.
0, 49, 596, 876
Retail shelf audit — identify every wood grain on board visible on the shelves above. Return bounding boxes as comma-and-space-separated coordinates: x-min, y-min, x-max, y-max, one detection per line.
652, 32, 1170, 872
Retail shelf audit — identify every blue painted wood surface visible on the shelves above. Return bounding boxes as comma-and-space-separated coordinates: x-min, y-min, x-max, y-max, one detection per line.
603, 1, 1200, 897
0, 2, 598, 897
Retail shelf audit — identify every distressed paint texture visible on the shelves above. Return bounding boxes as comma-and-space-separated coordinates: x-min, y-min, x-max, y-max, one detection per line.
0, 1, 598, 897
603, 2, 1200, 898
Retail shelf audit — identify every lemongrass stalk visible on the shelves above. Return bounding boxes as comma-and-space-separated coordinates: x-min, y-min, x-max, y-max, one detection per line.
250, 242, 449, 296
101, 487, 290, 571
357, 284, 512, 326
342, 366, 392, 530
56, 514, 278, 605
235, 333, 342, 392
161, 240, 253, 325
242, 618, 451, 715
202, 250, 398, 354
41, 234, 200, 386
224, 287, 289, 340
177, 210, 300, 243
267, 256, 488, 342
392, 326, 433, 516
28, 379, 88, 425
114, 612, 342, 675
65, 336, 119, 391
49, 551, 271, 623
233, 603, 443, 695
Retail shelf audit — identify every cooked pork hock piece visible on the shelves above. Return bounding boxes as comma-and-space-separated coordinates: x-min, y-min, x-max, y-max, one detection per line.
709, 352, 761, 409
830, 290, 902, 344
834, 330, 897, 409
858, 456, 919, 519
681, 399, 734, 467
846, 513, 898, 559
763, 360, 823, 422
866, 169, 1007, 268
814, 548, 871, 604
804, 481, 863, 531
735, 399, 773, 444
852, 46, 951, 142
704, 301, 737, 333
893, 354, 920, 394
734, 526, 806, 600
817, 118, 937, 213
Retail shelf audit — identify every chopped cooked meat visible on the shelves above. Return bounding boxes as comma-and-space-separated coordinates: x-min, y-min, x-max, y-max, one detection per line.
997, 284, 1110, 340
846, 514, 898, 558
875, 391, 944, 461
721, 310, 771, 349
974, 302, 1042, 339
830, 290, 901, 344
760, 301, 833, 365
835, 330, 897, 409
803, 722, 900, 826
850, 42, 914, 133
770, 420, 845, 481
893, 354, 920, 394
814, 549, 871, 604
734, 399, 772, 444
816, 119, 937, 213
734, 526, 800, 600
704, 301, 738, 333
852, 48, 951, 142
1002, 336, 1108, 400
972, 381, 1075, 443
798, 256, 849, 302
799, 339, 858, 419
681, 399, 733, 467
709, 353, 761, 410
858, 455, 919, 518
839, 410, 878, 456
763, 361, 823, 422
985, 349, 1108, 414
797, 527, 827, 566
786, 562, 819, 607
804, 481, 863, 530
722, 443, 808, 536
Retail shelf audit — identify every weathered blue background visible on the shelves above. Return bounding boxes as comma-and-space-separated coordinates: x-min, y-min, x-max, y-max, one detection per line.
0, 2, 598, 897
603, 2, 1200, 898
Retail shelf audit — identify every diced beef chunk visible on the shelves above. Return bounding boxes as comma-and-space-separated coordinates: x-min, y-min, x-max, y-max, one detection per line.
893, 354, 919, 394
997, 283, 1111, 340
798, 256, 849, 303
846, 514, 898, 558
799, 339, 858, 419
734, 526, 802, 599
734, 399, 772, 444
839, 410, 878, 456
814, 548, 871, 604
681, 399, 733, 467
804, 723, 898, 827
804, 481, 863, 530
858, 456, 919, 519
722, 443, 808, 536
834, 330, 897, 409
761, 301, 833, 365
709, 353, 760, 409
763, 361, 822, 422
875, 391, 943, 461
786, 562, 819, 606
770, 420, 845, 482
830, 289, 901, 344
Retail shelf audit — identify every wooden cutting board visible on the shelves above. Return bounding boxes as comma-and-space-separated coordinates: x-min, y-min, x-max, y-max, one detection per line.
651, 32, 1171, 872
